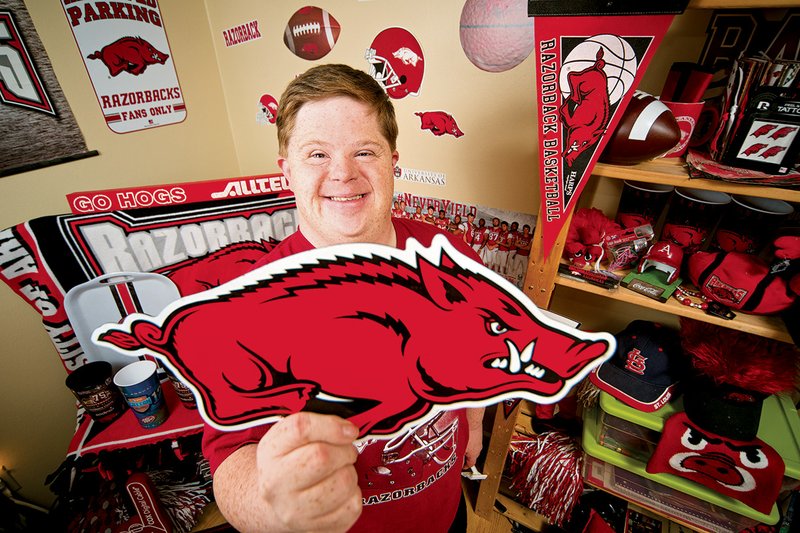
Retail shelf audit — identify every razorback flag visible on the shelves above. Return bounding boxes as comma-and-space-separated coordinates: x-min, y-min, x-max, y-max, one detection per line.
529, 0, 689, 258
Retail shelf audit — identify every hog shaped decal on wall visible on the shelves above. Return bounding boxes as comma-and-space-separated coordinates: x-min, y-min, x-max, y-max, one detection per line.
94, 235, 615, 439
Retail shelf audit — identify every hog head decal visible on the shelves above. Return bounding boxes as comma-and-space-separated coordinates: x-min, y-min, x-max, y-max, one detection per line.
95, 235, 615, 439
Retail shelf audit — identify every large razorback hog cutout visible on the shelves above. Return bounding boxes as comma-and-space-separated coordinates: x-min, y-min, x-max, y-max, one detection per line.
94, 235, 615, 438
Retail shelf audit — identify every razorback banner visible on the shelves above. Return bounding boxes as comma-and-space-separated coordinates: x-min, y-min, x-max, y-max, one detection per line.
61, 0, 186, 133
95, 235, 615, 438
0, 192, 297, 373
529, 0, 688, 258
67, 173, 289, 213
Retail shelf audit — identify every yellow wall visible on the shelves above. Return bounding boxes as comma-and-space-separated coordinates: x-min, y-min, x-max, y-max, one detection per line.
0, 0, 709, 505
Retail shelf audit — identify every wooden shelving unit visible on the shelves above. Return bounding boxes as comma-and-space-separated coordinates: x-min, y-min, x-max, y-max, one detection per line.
474, 1, 800, 528
476, 156, 797, 527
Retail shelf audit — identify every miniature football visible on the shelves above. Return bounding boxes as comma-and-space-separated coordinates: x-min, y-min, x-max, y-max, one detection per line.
283, 6, 341, 61
600, 91, 681, 165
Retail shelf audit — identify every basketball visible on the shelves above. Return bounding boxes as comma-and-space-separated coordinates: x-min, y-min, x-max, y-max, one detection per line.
459, 0, 534, 73
560, 34, 637, 105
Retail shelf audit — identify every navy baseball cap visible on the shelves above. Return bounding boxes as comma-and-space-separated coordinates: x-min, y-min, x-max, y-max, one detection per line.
590, 320, 684, 412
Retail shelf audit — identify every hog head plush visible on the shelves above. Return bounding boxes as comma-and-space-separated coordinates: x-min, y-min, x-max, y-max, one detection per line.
563, 208, 621, 269
95, 235, 615, 439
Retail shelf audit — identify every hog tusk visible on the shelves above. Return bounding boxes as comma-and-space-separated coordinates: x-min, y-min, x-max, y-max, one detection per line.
504, 339, 536, 374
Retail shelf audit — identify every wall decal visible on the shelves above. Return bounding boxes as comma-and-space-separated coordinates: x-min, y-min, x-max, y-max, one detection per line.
256, 93, 278, 125
283, 6, 340, 60
366, 27, 424, 99
415, 111, 464, 137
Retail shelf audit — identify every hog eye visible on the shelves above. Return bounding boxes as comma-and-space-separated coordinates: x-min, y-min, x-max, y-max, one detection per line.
486, 319, 508, 335
681, 427, 708, 451
740, 448, 768, 469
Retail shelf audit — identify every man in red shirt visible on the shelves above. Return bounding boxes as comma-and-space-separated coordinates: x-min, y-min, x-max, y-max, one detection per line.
484, 217, 502, 272
510, 223, 533, 284
470, 217, 488, 256
204, 64, 484, 533
435, 209, 450, 231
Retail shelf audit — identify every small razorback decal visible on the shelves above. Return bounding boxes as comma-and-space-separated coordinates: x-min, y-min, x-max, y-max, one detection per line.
95, 235, 614, 438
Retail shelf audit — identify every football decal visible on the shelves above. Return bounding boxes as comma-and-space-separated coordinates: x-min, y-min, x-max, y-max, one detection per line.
283, 6, 341, 61
94, 235, 615, 439
366, 27, 424, 99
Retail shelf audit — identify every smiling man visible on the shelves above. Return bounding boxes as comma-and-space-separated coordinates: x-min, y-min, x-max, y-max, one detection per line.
203, 64, 484, 533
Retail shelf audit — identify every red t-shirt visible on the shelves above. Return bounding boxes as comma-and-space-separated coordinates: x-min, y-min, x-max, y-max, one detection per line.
202, 217, 481, 532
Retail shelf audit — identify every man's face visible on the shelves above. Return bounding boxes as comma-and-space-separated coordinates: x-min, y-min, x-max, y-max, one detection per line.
278, 96, 398, 247
492, 218, 500, 227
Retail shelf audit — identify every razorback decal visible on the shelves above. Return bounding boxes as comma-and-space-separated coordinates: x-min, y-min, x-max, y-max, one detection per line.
87, 36, 168, 77
94, 235, 615, 438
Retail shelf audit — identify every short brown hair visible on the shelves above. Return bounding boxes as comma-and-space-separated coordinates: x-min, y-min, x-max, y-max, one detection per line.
276, 64, 398, 156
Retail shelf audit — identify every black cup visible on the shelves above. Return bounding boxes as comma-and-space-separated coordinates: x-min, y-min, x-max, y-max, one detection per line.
661, 187, 731, 254
65, 361, 126, 424
615, 180, 674, 229
711, 195, 794, 255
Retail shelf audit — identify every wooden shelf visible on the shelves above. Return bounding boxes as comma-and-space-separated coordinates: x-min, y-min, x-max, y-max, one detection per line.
592, 159, 800, 203
554, 274, 793, 343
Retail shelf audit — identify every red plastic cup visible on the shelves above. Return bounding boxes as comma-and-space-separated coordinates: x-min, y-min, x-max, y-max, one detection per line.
661, 100, 705, 158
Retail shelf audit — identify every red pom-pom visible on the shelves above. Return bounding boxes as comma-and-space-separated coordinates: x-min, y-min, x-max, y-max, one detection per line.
680, 318, 800, 394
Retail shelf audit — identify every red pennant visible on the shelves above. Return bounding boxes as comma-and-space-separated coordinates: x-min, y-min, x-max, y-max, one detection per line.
531, 10, 679, 258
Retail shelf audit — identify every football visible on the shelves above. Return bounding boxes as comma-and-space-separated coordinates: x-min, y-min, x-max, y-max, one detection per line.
283, 6, 341, 61
600, 91, 681, 165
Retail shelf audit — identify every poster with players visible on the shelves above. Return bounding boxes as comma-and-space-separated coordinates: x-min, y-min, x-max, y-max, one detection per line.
61, 0, 186, 133
528, 1, 687, 259
392, 192, 536, 289
0, 0, 96, 176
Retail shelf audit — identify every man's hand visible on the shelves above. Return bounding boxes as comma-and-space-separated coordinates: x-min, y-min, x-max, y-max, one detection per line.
213, 412, 362, 533
258, 413, 363, 532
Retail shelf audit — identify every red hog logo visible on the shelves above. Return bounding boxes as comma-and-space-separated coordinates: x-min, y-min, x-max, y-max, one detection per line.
750, 124, 777, 138
741, 142, 768, 156
165, 241, 277, 295
415, 111, 464, 138
560, 48, 611, 166
88, 37, 169, 76
95, 236, 614, 438
769, 125, 797, 140
759, 145, 787, 159
713, 229, 755, 253
662, 223, 706, 253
